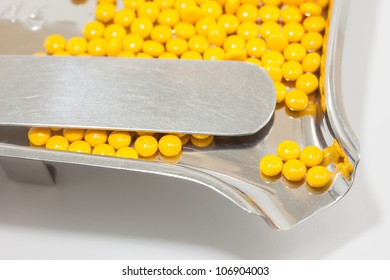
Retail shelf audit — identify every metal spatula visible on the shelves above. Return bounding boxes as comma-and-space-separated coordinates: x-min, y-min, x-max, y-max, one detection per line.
0, 56, 276, 136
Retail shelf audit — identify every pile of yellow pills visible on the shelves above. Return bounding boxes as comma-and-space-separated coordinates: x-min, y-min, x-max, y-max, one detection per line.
260, 140, 333, 188
28, 127, 213, 162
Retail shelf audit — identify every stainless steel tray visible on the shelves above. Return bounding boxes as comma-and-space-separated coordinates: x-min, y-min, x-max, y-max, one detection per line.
0, 0, 359, 230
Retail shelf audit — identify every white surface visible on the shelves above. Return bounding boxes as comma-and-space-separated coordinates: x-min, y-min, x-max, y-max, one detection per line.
0, 0, 389, 259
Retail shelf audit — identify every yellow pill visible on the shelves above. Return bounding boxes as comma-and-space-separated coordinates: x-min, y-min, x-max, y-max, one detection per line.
266, 31, 289, 52
92, 144, 116, 156
306, 166, 331, 188
237, 22, 259, 41
283, 43, 306, 62
122, 34, 144, 53
201, 1, 223, 20
158, 9, 180, 27
159, 52, 179, 59
260, 154, 284, 176
301, 32, 323, 51
274, 82, 288, 103
50, 127, 62, 132
84, 129, 108, 147
137, 2, 160, 23
53, 51, 71, 56
114, 9, 136, 27
174, 0, 196, 12
188, 35, 209, 54
282, 159, 306, 181
207, 25, 227, 47
296, 73, 319, 94
106, 38, 123, 57
180, 5, 203, 24
83, 21, 105, 40
131, 17, 154, 38
124, 0, 145, 9
224, 48, 247, 61
166, 38, 188, 55
246, 38, 266, 58
223, 35, 246, 51
46, 136, 69, 151
108, 131, 132, 150
134, 135, 158, 157
277, 140, 301, 161
181, 51, 203, 59
285, 89, 309, 111
281, 6, 303, 24
154, 0, 175, 9
34, 52, 46, 56
28, 127, 51, 146
87, 38, 108, 56
117, 51, 136, 57
195, 17, 217, 36
300, 145, 324, 167
245, 57, 263, 68
104, 24, 127, 41
68, 140, 92, 154
259, 5, 280, 23
263, 0, 281, 5
63, 128, 85, 143
203, 47, 225, 60
115, 147, 139, 159
302, 52, 321, 73
263, 64, 283, 82
173, 133, 186, 138
174, 22, 196, 40
282, 61, 303, 81
241, 0, 259, 6
259, 22, 281, 39
180, 134, 191, 145
282, 0, 304, 6
142, 40, 165, 57
299, 2, 323, 17
158, 135, 182, 157
303, 16, 326, 32
317, 0, 330, 8
224, 0, 240, 15
137, 131, 156, 136
262, 50, 285, 66
95, 2, 116, 23
217, 14, 240, 34
151, 25, 173, 43
283, 22, 305, 43
44, 34, 66, 55
190, 135, 214, 147
236, 4, 258, 23
192, 134, 210, 140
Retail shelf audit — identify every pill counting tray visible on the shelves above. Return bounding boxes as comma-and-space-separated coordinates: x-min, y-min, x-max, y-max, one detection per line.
0, 0, 359, 230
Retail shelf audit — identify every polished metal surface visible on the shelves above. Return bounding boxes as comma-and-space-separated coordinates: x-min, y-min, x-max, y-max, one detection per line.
0, 0, 359, 230
0, 56, 275, 136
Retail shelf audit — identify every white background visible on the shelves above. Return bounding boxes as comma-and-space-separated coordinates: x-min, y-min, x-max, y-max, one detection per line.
0, 0, 389, 259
